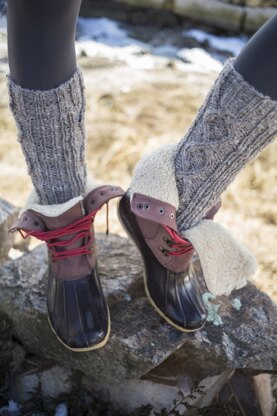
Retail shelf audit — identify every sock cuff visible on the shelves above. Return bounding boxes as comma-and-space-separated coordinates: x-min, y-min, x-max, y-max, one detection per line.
211, 57, 277, 120
224, 58, 277, 105
7, 67, 85, 117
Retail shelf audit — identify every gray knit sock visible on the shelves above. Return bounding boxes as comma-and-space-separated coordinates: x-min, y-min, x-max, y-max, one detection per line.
7, 68, 87, 205
175, 58, 277, 232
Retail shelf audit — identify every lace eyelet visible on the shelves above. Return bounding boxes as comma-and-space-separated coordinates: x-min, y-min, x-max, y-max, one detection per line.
170, 213, 175, 219
144, 203, 150, 210
163, 237, 172, 246
137, 203, 143, 209
159, 208, 165, 215
159, 246, 169, 256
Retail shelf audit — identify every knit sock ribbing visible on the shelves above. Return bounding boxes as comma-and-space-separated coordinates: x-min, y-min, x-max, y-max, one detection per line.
175, 58, 277, 232
7, 68, 87, 205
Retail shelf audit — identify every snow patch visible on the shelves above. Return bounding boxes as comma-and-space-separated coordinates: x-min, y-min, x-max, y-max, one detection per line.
177, 48, 223, 72
184, 29, 247, 56
0, 15, 6, 30
0, 401, 20, 415
55, 403, 68, 416
77, 17, 147, 49
8, 248, 23, 260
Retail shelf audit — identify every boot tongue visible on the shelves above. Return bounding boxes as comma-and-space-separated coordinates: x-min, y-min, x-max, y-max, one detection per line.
37, 201, 84, 231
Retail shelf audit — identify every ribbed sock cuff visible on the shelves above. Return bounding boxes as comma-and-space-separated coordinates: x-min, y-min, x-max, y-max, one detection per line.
7, 68, 87, 205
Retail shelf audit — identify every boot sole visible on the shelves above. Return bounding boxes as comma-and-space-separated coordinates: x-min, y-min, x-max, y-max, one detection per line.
117, 198, 206, 333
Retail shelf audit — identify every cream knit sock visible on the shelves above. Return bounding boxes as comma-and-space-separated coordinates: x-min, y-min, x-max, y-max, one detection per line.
7, 68, 87, 205
175, 58, 277, 231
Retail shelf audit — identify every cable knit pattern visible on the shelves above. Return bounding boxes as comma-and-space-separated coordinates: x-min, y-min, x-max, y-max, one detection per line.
175, 58, 277, 231
7, 68, 87, 205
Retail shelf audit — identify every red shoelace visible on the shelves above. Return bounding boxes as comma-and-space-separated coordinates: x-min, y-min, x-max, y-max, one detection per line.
162, 225, 194, 256
18, 209, 99, 261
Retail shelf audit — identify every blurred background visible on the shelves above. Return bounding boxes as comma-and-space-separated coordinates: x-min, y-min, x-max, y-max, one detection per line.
0, 0, 276, 303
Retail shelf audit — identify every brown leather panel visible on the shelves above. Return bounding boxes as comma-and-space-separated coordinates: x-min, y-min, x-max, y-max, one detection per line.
130, 194, 194, 273
36, 202, 93, 280
9, 185, 124, 282
137, 213, 194, 273
84, 185, 124, 213
9, 202, 95, 281
9, 210, 46, 233
131, 193, 178, 232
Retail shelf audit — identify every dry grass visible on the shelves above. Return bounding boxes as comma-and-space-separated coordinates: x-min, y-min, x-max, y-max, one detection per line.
0, 57, 276, 301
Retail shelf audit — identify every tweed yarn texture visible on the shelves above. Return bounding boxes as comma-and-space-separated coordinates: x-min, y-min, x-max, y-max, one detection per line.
7, 68, 87, 205
175, 58, 277, 231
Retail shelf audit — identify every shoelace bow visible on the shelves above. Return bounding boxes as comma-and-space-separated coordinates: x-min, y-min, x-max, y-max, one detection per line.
18, 209, 100, 261
162, 225, 193, 256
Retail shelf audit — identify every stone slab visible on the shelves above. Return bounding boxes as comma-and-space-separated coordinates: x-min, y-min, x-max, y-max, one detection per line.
0, 198, 19, 263
244, 6, 277, 33
0, 233, 276, 384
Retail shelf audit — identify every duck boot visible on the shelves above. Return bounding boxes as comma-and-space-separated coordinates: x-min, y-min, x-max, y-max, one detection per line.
10, 184, 124, 351
118, 145, 221, 332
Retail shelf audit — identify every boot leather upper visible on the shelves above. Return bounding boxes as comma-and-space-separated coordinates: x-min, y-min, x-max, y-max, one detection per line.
130, 192, 220, 273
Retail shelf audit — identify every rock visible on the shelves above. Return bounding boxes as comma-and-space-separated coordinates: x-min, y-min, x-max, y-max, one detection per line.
244, 6, 277, 33
244, 0, 277, 7
172, 268, 277, 372
14, 373, 40, 403
111, 0, 244, 31
113, 0, 164, 8
41, 366, 72, 399
0, 198, 19, 263
83, 364, 234, 414
13, 364, 72, 412
215, 371, 272, 415
0, 232, 276, 386
10, 358, 234, 414
253, 374, 273, 416
222, 0, 277, 6
109, 0, 276, 33
11, 344, 26, 373
80, 0, 131, 23
0, 313, 13, 382
129, 8, 180, 27
174, 0, 244, 31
